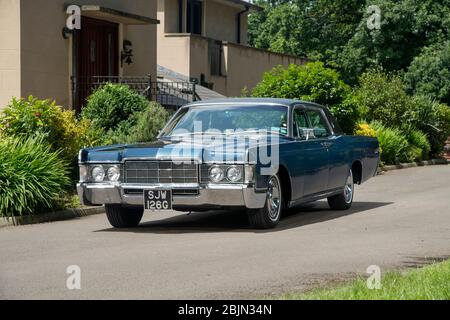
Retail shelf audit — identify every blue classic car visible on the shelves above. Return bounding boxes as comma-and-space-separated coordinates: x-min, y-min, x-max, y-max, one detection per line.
78, 98, 380, 229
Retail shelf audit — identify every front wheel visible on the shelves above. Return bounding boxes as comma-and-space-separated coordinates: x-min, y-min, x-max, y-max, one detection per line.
105, 205, 144, 228
327, 169, 354, 210
247, 175, 283, 229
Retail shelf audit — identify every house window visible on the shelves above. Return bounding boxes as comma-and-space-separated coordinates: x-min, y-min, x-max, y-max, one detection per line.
187, 0, 202, 35
210, 40, 222, 76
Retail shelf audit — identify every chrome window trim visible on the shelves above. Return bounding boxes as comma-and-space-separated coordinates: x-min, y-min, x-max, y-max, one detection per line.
157, 103, 290, 139
290, 104, 335, 139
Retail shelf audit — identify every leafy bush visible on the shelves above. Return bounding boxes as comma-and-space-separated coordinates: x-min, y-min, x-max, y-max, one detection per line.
0, 96, 99, 163
105, 102, 170, 145
354, 69, 411, 127
82, 83, 149, 132
329, 95, 361, 134
405, 129, 431, 161
0, 96, 59, 136
252, 61, 356, 132
403, 95, 450, 156
252, 62, 351, 107
371, 122, 412, 164
405, 41, 450, 105
0, 136, 70, 217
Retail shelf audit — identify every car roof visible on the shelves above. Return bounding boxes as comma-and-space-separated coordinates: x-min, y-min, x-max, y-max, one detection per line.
185, 98, 326, 109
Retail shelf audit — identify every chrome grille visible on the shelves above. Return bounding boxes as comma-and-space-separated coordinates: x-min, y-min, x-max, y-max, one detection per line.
124, 161, 198, 184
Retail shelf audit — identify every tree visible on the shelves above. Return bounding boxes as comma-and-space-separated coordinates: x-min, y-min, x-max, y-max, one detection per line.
249, 0, 450, 84
404, 41, 450, 105
337, 0, 450, 83
249, 2, 303, 56
249, 0, 366, 60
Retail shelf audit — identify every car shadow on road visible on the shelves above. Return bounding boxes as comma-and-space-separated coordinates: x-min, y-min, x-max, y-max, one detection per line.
96, 201, 393, 234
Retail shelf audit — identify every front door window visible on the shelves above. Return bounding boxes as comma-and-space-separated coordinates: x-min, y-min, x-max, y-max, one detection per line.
305, 110, 331, 138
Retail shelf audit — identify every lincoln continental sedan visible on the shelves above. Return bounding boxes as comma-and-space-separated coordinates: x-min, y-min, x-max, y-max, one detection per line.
77, 98, 380, 229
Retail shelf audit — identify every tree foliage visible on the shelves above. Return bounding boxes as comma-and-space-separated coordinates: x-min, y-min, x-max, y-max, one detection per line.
404, 41, 450, 105
252, 62, 359, 133
249, 0, 364, 60
249, 0, 450, 86
252, 62, 351, 106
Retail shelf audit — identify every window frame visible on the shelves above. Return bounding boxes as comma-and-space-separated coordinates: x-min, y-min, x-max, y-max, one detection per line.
291, 104, 335, 140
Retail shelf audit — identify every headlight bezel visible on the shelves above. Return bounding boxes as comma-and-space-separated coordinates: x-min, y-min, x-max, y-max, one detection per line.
80, 164, 122, 183
203, 164, 246, 184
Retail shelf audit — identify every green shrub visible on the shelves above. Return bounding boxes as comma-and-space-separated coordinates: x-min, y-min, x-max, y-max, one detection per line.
371, 122, 412, 164
105, 102, 170, 144
329, 95, 361, 134
403, 95, 450, 156
0, 96, 99, 164
0, 96, 58, 136
82, 83, 149, 132
433, 103, 450, 156
405, 128, 431, 161
354, 69, 411, 127
252, 62, 351, 107
252, 61, 355, 133
0, 136, 70, 217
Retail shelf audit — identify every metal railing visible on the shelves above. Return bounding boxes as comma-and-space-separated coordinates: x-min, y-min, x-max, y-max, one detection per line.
71, 75, 198, 111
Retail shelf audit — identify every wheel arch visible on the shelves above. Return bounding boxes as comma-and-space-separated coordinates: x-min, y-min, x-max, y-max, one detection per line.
278, 165, 292, 204
351, 160, 363, 185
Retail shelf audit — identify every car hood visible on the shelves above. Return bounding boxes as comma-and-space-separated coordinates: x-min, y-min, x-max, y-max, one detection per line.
81, 134, 289, 163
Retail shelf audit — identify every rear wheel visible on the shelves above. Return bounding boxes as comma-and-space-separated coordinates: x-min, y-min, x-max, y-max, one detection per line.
328, 169, 354, 210
247, 175, 283, 229
105, 205, 144, 228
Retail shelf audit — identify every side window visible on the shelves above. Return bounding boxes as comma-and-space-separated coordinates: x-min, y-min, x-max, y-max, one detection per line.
305, 110, 330, 138
293, 108, 309, 138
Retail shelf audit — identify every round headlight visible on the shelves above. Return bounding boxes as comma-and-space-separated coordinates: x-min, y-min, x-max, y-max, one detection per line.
91, 166, 105, 182
209, 166, 225, 183
227, 166, 242, 182
107, 166, 121, 182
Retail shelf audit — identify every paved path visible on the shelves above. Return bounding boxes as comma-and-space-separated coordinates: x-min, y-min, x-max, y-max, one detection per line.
1, 166, 449, 299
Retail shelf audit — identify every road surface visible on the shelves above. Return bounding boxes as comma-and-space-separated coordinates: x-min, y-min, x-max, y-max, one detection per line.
1, 165, 449, 299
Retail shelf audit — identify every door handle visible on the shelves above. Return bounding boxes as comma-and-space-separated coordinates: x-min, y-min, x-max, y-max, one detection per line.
321, 142, 333, 148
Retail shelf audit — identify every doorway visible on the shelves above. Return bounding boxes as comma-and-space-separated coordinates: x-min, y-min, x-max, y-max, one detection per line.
73, 16, 119, 112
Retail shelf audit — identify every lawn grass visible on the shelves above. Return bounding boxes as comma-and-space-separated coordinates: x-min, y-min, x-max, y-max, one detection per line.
280, 259, 450, 300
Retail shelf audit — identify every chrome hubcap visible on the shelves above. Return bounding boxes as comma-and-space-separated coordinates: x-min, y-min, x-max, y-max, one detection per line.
267, 176, 281, 221
344, 170, 354, 204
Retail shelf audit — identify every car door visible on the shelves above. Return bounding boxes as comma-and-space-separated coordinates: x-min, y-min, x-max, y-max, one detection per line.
319, 108, 349, 190
290, 106, 329, 198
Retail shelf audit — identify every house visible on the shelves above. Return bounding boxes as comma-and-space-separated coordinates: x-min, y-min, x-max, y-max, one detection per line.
157, 0, 307, 97
0, 0, 160, 112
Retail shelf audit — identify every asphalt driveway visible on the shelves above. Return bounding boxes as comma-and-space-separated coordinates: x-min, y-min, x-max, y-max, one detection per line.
0, 165, 449, 299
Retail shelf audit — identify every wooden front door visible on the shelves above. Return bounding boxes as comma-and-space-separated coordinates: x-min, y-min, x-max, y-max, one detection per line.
74, 17, 119, 112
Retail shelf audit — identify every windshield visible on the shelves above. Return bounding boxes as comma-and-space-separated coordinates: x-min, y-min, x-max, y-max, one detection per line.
160, 105, 288, 137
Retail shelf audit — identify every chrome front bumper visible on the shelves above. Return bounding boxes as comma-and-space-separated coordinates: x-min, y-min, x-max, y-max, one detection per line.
77, 183, 267, 209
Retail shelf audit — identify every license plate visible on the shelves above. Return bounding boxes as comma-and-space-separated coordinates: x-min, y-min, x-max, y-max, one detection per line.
144, 189, 172, 211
